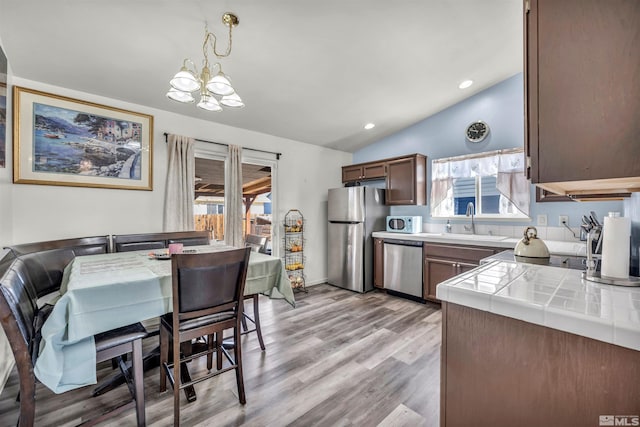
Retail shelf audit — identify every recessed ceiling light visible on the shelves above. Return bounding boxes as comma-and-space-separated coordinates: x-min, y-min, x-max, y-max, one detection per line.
364, 123, 375, 130
458, 80, 473, 89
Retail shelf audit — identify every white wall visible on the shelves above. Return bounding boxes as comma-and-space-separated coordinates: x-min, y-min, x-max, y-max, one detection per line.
1, 77, 351, 285
0, 36, 12, 247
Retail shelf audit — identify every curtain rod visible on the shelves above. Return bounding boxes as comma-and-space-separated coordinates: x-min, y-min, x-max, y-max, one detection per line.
432, 147, 523, 164
163, 132, 282, 160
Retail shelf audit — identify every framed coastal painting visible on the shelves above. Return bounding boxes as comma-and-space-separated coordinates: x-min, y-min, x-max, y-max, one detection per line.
0, 45, 7, 168
13, 86, 153, 190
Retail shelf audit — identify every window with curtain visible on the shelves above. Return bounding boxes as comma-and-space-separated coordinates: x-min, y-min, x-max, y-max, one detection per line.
431, 148, 530, 219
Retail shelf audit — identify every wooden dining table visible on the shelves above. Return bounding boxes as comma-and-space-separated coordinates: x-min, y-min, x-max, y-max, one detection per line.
34, 244, 295, 394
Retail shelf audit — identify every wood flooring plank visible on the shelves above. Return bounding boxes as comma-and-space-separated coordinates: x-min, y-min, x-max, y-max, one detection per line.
391, 323, 440, 366
0, 284, 442, 427
295, 328, 394, 384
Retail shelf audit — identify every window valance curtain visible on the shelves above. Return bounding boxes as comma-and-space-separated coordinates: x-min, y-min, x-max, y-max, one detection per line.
430, 148, 529, 215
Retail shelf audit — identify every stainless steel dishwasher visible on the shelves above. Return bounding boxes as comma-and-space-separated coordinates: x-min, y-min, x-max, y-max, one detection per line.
383, 239, 423, 298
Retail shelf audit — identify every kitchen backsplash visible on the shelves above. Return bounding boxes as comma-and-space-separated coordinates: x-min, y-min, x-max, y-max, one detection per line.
422, 222, 582, 243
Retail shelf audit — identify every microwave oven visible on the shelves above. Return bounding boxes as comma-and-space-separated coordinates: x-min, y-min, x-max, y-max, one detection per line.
386, 216, 422, 233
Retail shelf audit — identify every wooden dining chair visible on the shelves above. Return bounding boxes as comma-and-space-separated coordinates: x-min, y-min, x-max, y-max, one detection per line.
0, 258, 148, 427
244, 234, 267, 253
159, 247, 251, 426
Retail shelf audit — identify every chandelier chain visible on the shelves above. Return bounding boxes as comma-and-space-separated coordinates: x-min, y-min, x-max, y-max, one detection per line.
201, 22, 233, 69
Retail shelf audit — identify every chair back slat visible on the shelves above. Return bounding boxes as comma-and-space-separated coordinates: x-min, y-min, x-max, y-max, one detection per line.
5, 236, 110, 256
113, 231, 210, 252
114, 239, 166, 253
171, 248, 251, 317
166, 231, 210, 247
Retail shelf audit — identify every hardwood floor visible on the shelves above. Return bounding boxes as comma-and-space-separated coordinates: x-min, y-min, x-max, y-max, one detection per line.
0, 285, 442, 427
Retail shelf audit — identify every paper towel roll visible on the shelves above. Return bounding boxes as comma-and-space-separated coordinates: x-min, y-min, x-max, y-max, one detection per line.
601, 213, 631, 279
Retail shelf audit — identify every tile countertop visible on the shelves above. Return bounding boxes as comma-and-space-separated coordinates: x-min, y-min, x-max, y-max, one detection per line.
435, 260, 640, 352
371, 231, 587, 257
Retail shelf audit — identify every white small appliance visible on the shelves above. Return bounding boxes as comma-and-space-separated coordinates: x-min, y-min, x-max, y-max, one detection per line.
386, 216, 422, 234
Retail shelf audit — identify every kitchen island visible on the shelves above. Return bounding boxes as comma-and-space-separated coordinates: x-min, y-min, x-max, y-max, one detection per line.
436, 260, 640, 427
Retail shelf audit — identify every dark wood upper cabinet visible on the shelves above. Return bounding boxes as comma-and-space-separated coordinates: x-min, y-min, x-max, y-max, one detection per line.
385, 155, 426, 205
525, 0, 640, 197
341, 154, 427, 206
363, 162, 386, 180
342, 165, 364, 183
341, 161, 386, 183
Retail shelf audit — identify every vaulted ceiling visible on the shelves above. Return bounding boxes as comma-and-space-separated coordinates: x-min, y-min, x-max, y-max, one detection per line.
0, 0, 523, 153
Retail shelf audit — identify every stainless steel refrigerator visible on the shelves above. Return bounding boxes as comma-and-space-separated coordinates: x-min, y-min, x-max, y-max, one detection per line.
327, 187, 389, 293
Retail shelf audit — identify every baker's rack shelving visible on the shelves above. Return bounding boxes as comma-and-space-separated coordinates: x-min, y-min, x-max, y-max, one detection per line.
283, 209, 306, 292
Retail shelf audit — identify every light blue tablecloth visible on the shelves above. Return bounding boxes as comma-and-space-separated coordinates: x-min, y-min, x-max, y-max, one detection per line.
34, 245, 294, 393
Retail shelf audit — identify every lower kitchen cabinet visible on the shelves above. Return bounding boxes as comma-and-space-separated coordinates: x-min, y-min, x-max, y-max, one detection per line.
440, 303, 640, 426
423, 243, 497, 302
373, 238, 384, 288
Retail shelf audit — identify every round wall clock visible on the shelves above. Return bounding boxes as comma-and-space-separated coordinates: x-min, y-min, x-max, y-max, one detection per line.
465, 120, 490, 143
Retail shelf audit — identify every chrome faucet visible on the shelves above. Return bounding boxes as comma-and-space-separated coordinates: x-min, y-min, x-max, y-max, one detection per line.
464, 202, 476, 234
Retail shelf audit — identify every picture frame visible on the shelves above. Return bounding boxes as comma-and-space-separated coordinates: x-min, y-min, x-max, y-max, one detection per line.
13, 86, 153, 190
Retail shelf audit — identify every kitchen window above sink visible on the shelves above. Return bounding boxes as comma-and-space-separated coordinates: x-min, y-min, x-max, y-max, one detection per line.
431, 148, 530, 220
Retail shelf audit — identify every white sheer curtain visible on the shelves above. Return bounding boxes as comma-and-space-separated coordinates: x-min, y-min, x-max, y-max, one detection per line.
497, 150, 530, 215
430, 160, 454, 216
431, 148, 529, 216
163, 134, 195, 231
224, 144, 244, 247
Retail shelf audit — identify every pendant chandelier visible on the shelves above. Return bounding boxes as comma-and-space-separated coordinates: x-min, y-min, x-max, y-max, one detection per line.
166, 13, 243, 112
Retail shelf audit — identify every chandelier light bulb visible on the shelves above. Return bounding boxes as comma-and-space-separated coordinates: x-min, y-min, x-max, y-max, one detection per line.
220, 92, 244, 108
206, 71, 235, 96
197, 93, 223, 112
170, 67, 200, 92
166, 87, 195, 103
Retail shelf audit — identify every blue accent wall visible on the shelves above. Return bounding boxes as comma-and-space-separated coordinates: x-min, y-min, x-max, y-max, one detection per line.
353, 73, 623, 227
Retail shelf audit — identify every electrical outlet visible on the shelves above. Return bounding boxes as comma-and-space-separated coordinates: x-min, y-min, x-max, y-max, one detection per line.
559, 215, 569, 226
537, 214, 548, 226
